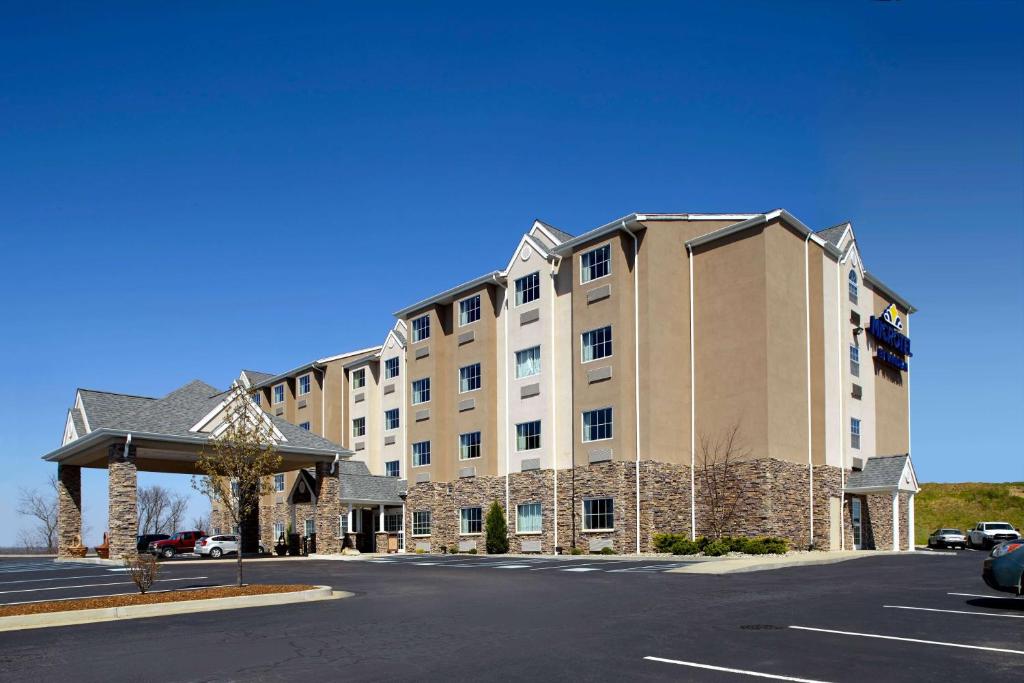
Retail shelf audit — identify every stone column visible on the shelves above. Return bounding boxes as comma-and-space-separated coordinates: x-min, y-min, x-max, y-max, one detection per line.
57, 464, 82, 559
107, 443, 138, 560
375, 532, 389, 554
314, 462, 341, 554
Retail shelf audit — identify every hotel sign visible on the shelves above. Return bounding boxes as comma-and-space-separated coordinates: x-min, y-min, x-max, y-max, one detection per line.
869, 303, 911, 371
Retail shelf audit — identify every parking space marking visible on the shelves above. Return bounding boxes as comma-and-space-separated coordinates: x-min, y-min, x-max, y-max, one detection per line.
530, 562, 602, 571
608, 563, 690, 573
644, 656, 831, 682
0, 573, 138, 586
494, 565, 532, 569
561, 567, 601, 572
948, 592, 1008, 599
0, 563, 102, 573
789, 626, 1024, 655
884, 605, 1024, 619
0, 576, 209, 595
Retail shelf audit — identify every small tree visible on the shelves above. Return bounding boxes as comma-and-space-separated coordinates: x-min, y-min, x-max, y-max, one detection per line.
17, 475, 59, 552
697, 423, 750, 539
485, 501, 509, 554
192, 388, 282, 587
124, 553, 160, 594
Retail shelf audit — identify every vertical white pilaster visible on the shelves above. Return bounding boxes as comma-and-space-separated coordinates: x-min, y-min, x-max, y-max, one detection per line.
401, 502, 407, 552
891, 491, 900, 552
379, 504, 385, 534
907, 493, 915, 552
347, 504, 353, 534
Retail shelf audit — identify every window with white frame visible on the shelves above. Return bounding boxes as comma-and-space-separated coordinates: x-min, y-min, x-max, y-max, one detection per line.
384, 357, 400, 379
583, 497, 614, 531
384, 513, 402, 533
412, 440, 431, 466
412, 511, 431, 536
352, 368, 366, 389
341, 512, 362, 534
851, 418, 861, 449
850, 344, 860, 377
274, 474, 285, 492
352, 417, 366, 437
515, 346, 541, 378
459, 294, 481, 326
848, 270, 858, 304
583, 407, 613, 442
304, 519, 315, 537
460, 507, 482, 534
274, 521, 285, 540
459, 363, 481, 393
251, 393, 261, 406
273, 384, 285, 404
384, 409, 400, 430
412, 378, 430, 404
459, 431, 481, 460
385, 460, 400, 477
581, 244, 611, 283
299, 421, 310, 431
516, 421, 541, 451
582, 325, 612, 362
298, 374, 311, 396
517, 502, 542, 534
412, 315, 430, 342
515, 272, 540, 306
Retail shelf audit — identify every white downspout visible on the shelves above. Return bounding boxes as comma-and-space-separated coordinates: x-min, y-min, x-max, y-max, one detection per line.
687, 243, 697, 541
621, 221, 642, 555
836, 255, 845, 550
804, 233, 814, 549
549, 257, 561, 554
503, 287, 511, 516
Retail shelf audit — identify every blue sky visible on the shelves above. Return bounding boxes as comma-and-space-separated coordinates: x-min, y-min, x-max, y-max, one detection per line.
1, 2, 1021, 546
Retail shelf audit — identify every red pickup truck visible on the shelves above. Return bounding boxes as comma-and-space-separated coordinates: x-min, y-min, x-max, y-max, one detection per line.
148, 530, 206, 558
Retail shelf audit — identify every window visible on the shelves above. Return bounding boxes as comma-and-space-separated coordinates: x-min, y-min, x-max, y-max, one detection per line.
384, 357, 400, 379
274, 474, 285, 492
412, 378, 431, 404
352, 417, 366, 437
384, 408, 400, 430
851, 418, 861, 449
412, 441, 431, 467
583, 497, 614, 531
299, 421, 310, 431
384, 513, 402, 533
517, 503, 542, 534
412, 511, 432, 536
516, 421, 541, 451
459, 295, 481, 326
412, 314, 430, 342
515, 272, 540, 306
515, 346, 541, 379
581, 244, 611, 283
848, 270, 858, 304
273, 384, 285, 404
582, 325, 613, 362
251, 393, 261, 406
352, 368, 366, 389
460, 507, 483, 534
850, 345, 860, 377
385, 460, 400, 477
583, 407, 613, 442
459, 432, 481, 460
230, 480, 240, 498
304, 519, 315, 537
274, 521, 285, 539
298, 374, 311, 396
459, 363, 481, 393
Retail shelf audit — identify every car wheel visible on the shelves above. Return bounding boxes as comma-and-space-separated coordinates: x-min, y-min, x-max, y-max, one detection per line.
161, 547, 175, 559
210, 547, 222, 559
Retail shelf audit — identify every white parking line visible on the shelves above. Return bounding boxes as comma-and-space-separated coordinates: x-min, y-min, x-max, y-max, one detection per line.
884, 605, 1024, 619
561, 567, 602, 572
0, 584, 233, 607
644, 656, 831, 682
530, 562, 602, 571
0, 573, 125, 586
493, 565, 532, 569
948, 592, 1008, 599
789, 626, 1024, 655
0, 576, 209, 595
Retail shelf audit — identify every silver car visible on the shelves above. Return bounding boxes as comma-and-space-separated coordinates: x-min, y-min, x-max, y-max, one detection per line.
195, 534, 266, 558
927, 528, 966, 549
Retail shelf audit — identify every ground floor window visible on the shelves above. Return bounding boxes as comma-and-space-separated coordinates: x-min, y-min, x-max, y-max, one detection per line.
273, 521, 285, 540
304, 519, 315, 536
460, 506, 482, 534
583, 497, 614, 531
384, 513, 402, 533
517, 502, 542, 533
413, 511, 431, 536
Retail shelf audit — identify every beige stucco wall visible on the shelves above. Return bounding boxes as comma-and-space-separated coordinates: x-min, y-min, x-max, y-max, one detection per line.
870, 288, 911, 456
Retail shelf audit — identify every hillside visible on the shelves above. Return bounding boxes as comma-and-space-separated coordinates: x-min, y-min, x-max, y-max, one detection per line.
915, 482, 1024, 545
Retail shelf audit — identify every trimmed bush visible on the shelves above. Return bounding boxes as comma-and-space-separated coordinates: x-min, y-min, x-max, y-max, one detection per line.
598, 546, 616, 555
703, 539, 731, 557
485, 501, 509, 554
468, 548, 478, 554
669, 539, 699, 555
653, 533, 688, 553
570, 547, 585, 555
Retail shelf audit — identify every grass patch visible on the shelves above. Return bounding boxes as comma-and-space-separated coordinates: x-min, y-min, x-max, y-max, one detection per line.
0, 584, 316, 618
915, 482, 1024, 545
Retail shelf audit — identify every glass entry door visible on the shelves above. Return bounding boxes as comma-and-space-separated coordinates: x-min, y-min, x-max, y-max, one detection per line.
851, 498, 863, 550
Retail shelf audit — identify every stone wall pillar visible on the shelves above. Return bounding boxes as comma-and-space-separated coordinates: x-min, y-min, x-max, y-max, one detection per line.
57, 464, 82, 559
375, 532, 389, 554
314, 463, 341, 554
107, 443, 138, 560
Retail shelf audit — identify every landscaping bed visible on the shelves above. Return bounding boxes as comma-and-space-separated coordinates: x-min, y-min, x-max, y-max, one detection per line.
0, 584, 316, 618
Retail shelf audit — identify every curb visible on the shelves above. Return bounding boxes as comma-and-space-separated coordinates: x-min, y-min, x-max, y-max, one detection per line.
668, 550, 919, 575
0, 585, 349, 632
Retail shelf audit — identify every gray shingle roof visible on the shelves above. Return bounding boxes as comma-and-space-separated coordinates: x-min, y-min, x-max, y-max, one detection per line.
340, 473, 404, 504
241, 370, 275, 387
78, 389, 156, 430
846, 454, 909, 490
536, 220, 574, 243
70, 408, 87, 436
816, 222, 850, 247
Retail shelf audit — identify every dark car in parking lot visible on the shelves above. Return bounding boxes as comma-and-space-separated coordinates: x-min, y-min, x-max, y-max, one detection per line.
983, 540, 1024, 596
136, 534, 170, 553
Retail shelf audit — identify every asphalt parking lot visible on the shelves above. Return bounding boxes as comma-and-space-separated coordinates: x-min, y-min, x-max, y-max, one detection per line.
0, 551, 1020, 682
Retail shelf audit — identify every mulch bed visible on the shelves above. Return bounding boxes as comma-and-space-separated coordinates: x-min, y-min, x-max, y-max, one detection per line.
0, 584, 317, 618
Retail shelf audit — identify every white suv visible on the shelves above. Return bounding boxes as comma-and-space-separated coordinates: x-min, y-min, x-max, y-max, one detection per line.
967, 522, 1020, 550
195, 535, 267, 558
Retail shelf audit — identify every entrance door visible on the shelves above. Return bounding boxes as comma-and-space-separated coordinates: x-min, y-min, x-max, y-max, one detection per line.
851, 498, 863, 550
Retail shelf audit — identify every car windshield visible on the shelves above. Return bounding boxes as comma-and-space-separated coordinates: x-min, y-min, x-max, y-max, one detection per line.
941, 529, 961, 534
987, 523, 1013, 530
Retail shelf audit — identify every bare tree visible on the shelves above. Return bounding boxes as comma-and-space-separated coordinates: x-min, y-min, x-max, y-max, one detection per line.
192, 388, 282, 587
137, 485, 190, 535
191, 513, 210, 533
697, 423, 750, 539
17, 475, 59, 552
124, 554, 160, 594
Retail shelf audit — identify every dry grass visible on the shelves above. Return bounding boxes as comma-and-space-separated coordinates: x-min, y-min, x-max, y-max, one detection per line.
0, 584, 316, 618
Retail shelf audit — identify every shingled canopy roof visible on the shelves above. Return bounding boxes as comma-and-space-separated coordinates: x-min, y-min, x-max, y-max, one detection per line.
845, 454, 919, 493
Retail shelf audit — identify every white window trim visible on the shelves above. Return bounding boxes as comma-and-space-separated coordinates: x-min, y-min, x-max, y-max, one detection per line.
411, 315, 431, 343
352, 417, 366, 437
579, 243, 612, 285
383, 357, 401, 380
580, 325, 613, 364
515, 502, 543, 535
384, 409, 400, 431
297, 373, 312, 396
411, 511, 432, 537
459, 507, 483, 536
458, 432, 482, 460
458, 294, 481, 327
458, 363, 482, 394
581, 407, 614, 443
274, 474, 285, 492
514, 271, 541, 307
581, 496, 615, 532
272, 383, 286, 404
351, 368, 366, 390
515, 421, 542, 452
411, 378, 431, 405
514, 346, 542, 380
411, 441, 431, 468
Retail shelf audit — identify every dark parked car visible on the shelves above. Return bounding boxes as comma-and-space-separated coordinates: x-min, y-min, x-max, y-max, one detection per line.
136, 534, 170, 553
983, 540, 1024, 596
148, 530, 205, 558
